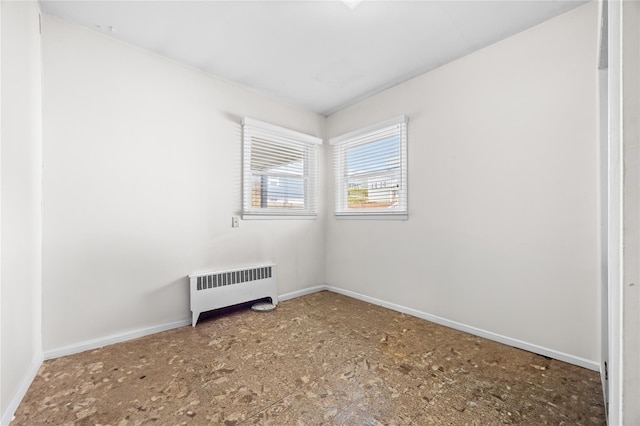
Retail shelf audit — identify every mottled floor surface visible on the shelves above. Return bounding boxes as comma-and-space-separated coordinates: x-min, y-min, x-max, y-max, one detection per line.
13, 291, 605, 425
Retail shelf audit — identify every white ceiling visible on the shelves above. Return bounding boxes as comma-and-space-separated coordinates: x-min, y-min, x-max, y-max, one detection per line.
39, 0, 587, 116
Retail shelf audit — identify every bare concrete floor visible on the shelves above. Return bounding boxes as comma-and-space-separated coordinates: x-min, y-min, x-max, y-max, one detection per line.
13, 291, 605, 425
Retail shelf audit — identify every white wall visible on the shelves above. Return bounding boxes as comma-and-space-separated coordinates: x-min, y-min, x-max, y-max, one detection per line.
597, 0, 609, 409
0, 0, 43, 423
41, 15, 325, 353
326, 2, 600, 365
621, 0, 640, 422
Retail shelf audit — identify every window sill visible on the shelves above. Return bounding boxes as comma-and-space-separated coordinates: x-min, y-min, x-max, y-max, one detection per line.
334, 213, 408, 221
242, 214, 318, 220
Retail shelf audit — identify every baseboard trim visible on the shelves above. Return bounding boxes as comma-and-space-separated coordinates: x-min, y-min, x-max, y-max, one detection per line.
0, 353, 43, 426
325, 285, 600, 371
43, 319, 192, 360
42, 286, 331, 361
278, 285, 328, 302
42, 284, 598, 372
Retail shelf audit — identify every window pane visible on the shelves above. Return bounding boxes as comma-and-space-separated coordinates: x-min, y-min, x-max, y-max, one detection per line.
345, 136, 401, 210
346, 136, 400, 177
251, 174, 305, 209
331, 115, 407, 217
242, 117, 319, 217
347, 173, 400, 209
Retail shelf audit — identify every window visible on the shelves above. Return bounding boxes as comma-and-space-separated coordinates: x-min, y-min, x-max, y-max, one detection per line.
242, 118, 321, 218
331, 115, 408, 218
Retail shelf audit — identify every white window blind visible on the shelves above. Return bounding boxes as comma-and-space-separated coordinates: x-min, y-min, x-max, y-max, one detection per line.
330, 115, 408, 218
242, 118, 321, 218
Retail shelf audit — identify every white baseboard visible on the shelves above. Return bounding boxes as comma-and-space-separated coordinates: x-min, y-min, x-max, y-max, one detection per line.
42, 283, 599, 372
325, 285, 600, 371
43, 287, 328, 360
0, 353, 43, 426
43, 286, 332, 361
43, 318, 192, 360
7, 283, 596, 426
278, 285, 328, 302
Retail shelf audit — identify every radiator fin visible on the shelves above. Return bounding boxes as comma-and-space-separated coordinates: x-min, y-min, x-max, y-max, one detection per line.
196, 266, 272, 291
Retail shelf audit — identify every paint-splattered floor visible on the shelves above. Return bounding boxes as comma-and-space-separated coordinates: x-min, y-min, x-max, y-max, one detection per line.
13, 291, 605, 425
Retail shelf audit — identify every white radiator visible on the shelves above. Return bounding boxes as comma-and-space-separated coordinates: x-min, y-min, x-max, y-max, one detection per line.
188, 263, 278, 326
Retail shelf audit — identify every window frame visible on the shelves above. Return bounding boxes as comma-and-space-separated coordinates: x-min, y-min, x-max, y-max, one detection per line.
330, 115, 408, 220
242, 117, 322, 219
